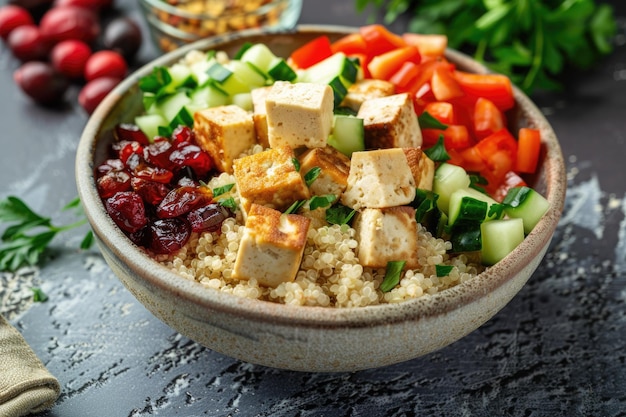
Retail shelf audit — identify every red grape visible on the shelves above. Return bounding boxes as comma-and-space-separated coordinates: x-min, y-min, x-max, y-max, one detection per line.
0, 5, 33, 39
102, 17, 142, 61
52, 0, 112, 10
39, 5, 100, 44
7, 24, 50, 61
83, 50, 127, 81
13, 61, 68, 105
50, 39, 92, 78
78, 76, 120, 114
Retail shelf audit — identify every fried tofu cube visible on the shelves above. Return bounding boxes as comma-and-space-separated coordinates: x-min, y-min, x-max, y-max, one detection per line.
353, 206, 419, 269
341, 148, 416, 210
402, 148, 435, 190
341, 79, 395, 113
298, 145, 351, 198
250, 86, 271, 148
232, 204, 311, 287
233, 146, 310, 216
194, 105, 256, 173
265, 81, 334, 149
357, 92, 423, 149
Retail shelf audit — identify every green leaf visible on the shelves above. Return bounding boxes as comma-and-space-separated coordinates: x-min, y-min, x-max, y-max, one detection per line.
218, 197, 238, 210
418, 111, 448, 130
424, 135, 450, 162
292, 157, 300, 172
31, 287, 48, 302
304, 167, 321, 187
80, 231, 94, 250
380, 260, 406, 292
325, 204, 356, 225
435, 264, 454, 277
212, 183, 235, 198
309, 194, 337, 211
284, 200, 306, 215
0, 196, 50, 226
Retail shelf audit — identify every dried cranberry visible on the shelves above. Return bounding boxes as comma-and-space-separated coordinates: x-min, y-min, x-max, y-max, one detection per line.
105, 191, 148, 234
169, 144, 213, 178
132, 161, 173, 184
97, 169, 131, 198
156, 186, 212, 219
115, 123, 149, 145
149, 218, 191, 254
187, 203, 233, 233
95, 158, 124, 177
171, 125, 195, 147
114, 140, 144, 165
131, 177, 170, 206
144, 139, 177, 171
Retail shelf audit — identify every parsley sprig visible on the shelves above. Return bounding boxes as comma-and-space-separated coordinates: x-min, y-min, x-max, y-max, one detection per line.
356, 0, 617, 93
0, 196, 93, 272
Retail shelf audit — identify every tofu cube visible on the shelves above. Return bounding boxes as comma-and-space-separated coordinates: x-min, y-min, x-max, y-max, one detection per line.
265, 81, 334, 149
357, 93, 423, 149
194, 105, 256, 173
341, 148, 416, 210
353, 206, 419, 269
233, 146, 310, 216
298, 145, 351, 198
233, 203, 311, 287
340, 79, 395, 113
402, 148, 435, 190
250, 86, 271, 148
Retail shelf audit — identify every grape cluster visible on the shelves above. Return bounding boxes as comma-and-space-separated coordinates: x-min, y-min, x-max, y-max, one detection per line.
0, 0, 143, 113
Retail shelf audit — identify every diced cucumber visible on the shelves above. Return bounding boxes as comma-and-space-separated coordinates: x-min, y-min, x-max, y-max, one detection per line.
480, 218, 525, 265
328, 115, 364, 157
298, 53, 359, 106
267, 58, 297, 81
433, 163, 471, 214
448, 187, 503, 226
152, 90, 191, 123
503, 186, 550, 234
225, 60, 267, 88
134, 113, 167, 141
190, 84, 230, 108
189, 56, 217, 86
167, 63, 194, 89
231, 92, 253, 111
207, 62, 249, 95
240, 43, 277, 73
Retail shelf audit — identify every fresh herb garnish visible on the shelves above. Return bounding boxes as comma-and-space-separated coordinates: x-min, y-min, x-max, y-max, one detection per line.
309, 194, 337, 211
356, 0, 617, 93
292, 157, 301, 172
212, 183, 235, 198
418, 111, 448, 130
325, 204, 357, 225
304, 167, 321, 187
488, 203, 505, 220
424, 135, 450, 162
284, 200, 307, 215
380, 260, 406, 292
218, 197, 237, 210
0, 196, 93, 272
469, 174, 489, 193
435, 264, 454, 277
31, 287, 48, 302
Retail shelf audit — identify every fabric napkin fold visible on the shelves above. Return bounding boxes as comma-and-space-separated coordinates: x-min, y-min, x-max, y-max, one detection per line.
0, 315, 60, 417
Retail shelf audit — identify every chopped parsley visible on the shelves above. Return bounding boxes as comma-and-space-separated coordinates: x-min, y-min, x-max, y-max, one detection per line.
424, 135, 450, 162
212, 183, 235, 197
380, 260, 406, 292
325, 204, 356, 225
435, 265, 454, 277
304, 167, 321, 187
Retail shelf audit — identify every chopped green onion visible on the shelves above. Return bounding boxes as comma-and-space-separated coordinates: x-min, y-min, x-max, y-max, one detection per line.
284, 200, 306, 214
380, 260, 406, 292
292, 157, 300, 172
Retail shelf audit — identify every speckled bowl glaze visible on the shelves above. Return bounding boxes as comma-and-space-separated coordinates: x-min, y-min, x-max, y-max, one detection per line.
76, 25, 566, 372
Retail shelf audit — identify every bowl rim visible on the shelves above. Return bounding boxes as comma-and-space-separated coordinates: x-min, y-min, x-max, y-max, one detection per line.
139, 0, 296, 20
76, 24, 566, 329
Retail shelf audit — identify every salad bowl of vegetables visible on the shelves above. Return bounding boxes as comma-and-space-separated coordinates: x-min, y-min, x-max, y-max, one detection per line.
76, 24, 566, 372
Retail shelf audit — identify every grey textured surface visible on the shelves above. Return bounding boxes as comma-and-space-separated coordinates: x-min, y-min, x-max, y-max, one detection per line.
1, 1, 625, 416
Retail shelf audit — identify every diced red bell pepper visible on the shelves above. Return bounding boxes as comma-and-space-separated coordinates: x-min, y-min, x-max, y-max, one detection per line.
330, 32, 367, 56
431, 65, 464, 101
475, 128, 518, 188
359, 24, 406, 58
473, 97, 506, 140
389, 61, 420, 88
515, 127, 541, 173
402, 33, 447, 58
368, 45, 421, 81
453, 70, 515, 111
491, 171, 528, 203
423, 101, 455, 125
290, 35, 333, 69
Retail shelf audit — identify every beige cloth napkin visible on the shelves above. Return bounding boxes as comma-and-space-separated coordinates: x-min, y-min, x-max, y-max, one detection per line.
0, 315, 60, 417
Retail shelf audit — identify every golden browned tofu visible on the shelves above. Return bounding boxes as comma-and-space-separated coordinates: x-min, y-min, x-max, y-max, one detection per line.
298, 145, 351, 198
265, 81, 334, 149
232, 204, 311, 287
357, 92, 423, 149
353, 206, 419, 269
194, 105, 256, 173
341, 79, 395, 113
341, 148, 416, 210
250, 86, 272, 148
233, 146, 310, 216
402, 148, 435, 190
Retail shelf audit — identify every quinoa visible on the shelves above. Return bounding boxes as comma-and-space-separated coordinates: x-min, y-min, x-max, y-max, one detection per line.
156, 173, 485, 308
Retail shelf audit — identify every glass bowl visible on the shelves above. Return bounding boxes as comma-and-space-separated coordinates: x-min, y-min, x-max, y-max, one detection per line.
138, 0, 302, 52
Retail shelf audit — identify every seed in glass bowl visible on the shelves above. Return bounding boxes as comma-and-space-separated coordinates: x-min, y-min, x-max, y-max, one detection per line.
13, 61, 68, 104
50, 39, 92, 78
78, 76, 120, 114
102, 17, 142, 61
39, 5, 100, 44
7, 24, 50, 61
0, 5, 33, 39
83, 50, 127, 81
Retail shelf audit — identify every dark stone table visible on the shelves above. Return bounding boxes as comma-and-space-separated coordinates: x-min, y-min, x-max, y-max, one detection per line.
1, 1, 625, 416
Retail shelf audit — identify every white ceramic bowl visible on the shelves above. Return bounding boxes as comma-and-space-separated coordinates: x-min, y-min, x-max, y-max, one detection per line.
76, 25, 566, 372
